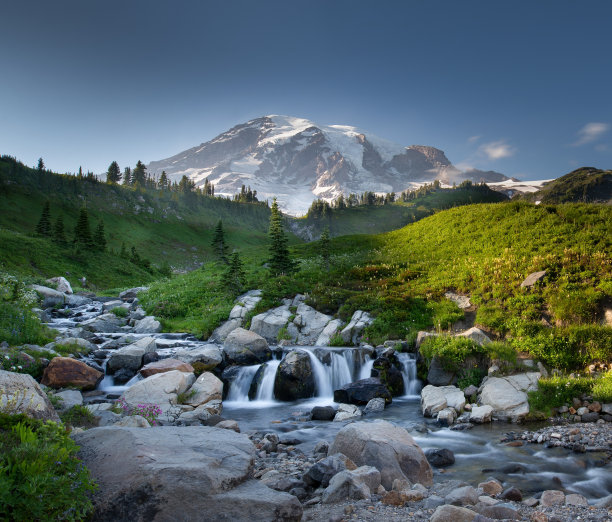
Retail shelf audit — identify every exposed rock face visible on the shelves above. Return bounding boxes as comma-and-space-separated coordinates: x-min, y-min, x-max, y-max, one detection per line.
106, 337, 157, 374
478, 372, 540, 421
421, 385, 465, 417
250, 304, 293, 342
274, 350, 315, 401
140, 358, 194, 377
41, 357, 103, 390
31, 284, 66, 308
174, 345, 223, 370
211, 290, 262, 342
287, 303, 334, 345
315, 319, 344, 346
340, 310, 373, 345
328, 420, 433, 489
0, 370, 60, 421
132, 316, 162, 334
74, 426, 302, 521
46, 276, 73, 294
184, 372, 223, 407
521, 270, 547, 288
224, 328, 272, 365
333, 378, 392, 406
82, 313, 126, 333
121, 370, 196, 414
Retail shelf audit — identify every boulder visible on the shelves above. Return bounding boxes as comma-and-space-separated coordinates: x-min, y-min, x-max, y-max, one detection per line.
478, 479, 503, 497
250, 305, 292, 342
224, 328, 272, 365
333, 403, 362, 422
290, 303, 334, 345
445, 485, 479, 506
41, 357, 103, 390
430, 504, 476, 522
520, 270, 547, 288
372, 355, 405, 396
106, 337, 157, 373
427, 356, 457, 386
311, 406, 336, 421
315, 319, 344, 346
140, 358, 194, 378
328, 420, 433, 489
53, 389, 83, 411
177, 400, 223, 425
31, 284, 66, 308
102, 300, 124, 312
425, 448, 455, 467
540, 490, 565, 507
82, 313, 126, 333
469, 405, 493, 423
364, 397, 386, 414
340, 310, 373, 345
73, 426, 302, 521
174, 344, 223, 370
121, 370, 195, 414
303, 454, 352, 488
321, 466, 381, 503
46, 276, 73, 294
456, 327, 491, 346
53, 336, 96, 353
115, 415, 150, 428
210, 319, 242, 343
184, 372, 223, 407
132, 316, 162, 334
0, 370, 60, 421
65, 294, 93, 307
565, 493, 588, 506
421, 385, 448, 416
437, 407, 457, 426
119, 286, 148, 300
274, 350, 315, 401
479, 373, 540, 421
333, 377, 392, 405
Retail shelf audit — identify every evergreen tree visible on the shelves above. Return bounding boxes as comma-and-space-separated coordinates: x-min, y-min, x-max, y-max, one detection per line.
132, 161, 147, 186
37, 157, 45, 172
106, 161, 121, 184
123, 167, 132, 185
159, 170, 169, 190
36, 201, 52, 236
222, 251, 246, 296
73, 206, 93, 249
93, 220, 106, 251
53, 214, 66, 244
211, 220, 229, 263
319, 225, 331, 271
268, 198, 295, 276
77, 166, 83, 180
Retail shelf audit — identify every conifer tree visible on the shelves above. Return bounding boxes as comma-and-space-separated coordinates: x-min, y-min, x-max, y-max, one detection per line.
222, 251, 246, 296
53, 214, 66, 244
159, 171, 169, 190
268, 198, 295, 276
123, 167, 132, 185
106, 161, 121, 184
73, 206, 93, 249
37, 158, 45, 172
319, 225, 331, 271
132, 161, 147, 186
93, 220, 106, 251
36, 201, 52, 236
211, 220, 229, 263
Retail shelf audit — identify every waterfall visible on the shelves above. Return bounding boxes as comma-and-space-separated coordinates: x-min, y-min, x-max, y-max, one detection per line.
358, 357, 374, 380
396, 352, 421, 396
300, 349, 333, 397
226, 365, 260, 402
329, 352, 353, 392
255, 360, 281, 401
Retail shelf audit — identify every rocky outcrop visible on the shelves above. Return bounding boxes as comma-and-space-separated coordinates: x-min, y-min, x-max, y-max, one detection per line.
74, 426, 302, 521
478, 372, 540, 421
210, 290, 262, 342
315, 319, 344, 346
46, 276, 73, 294
41, 357, 103, 390
250, 303, 293, 342
106, 337, 157, 374
286, 303, 334, 345
340, 310, 373, 345
31, 284, 66, 308
121, 370, 195, 414
183, 372, 223, 407
140, 358, 194, 378
174, 345, 223, 370
274, 350, 315, 401
328, 420, 433, 490
224, 327, 271, 365
131, 316, 162, 334
333, 378, 392, 406
0, 370, 60, 421
82, 313, 126, 333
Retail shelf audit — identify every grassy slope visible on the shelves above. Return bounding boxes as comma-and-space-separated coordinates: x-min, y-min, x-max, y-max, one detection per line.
523, 167, 612, 204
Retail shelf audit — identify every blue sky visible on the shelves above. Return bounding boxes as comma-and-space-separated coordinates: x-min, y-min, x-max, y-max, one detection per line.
2, 0, 611, 180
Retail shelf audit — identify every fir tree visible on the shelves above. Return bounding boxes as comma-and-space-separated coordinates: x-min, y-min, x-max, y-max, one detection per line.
211, 220, 229, 263
132, 161, 147, 186
106, 161, 121, 184
93, 220, 106, 251
159, 171, 169, 190
319, 225, 331, 271
53, 214, 66, 244
37, 157, 45, 172
35, 201, 52, 236
73, 206, 93, 249
222, 251, 246, 296
268, 198, 295, 276
123, 167, 132, 185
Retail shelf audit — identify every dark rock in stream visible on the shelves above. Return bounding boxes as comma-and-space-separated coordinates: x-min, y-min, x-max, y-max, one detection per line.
333, 377, 392, 406
311, 406, 336, 421
425, 448, 455, 467
274, 350, 315, 401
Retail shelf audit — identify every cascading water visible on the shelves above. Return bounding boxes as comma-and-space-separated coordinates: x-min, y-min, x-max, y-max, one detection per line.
255, 359, 281, 401
226, 365, 260, 402
358, 357, 374, 380
396, 352, 421, 396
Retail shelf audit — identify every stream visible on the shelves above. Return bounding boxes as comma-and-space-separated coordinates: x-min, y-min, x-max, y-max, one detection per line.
46, 298, 612, 502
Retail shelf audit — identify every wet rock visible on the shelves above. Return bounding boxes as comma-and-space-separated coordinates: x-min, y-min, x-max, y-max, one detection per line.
224, 327, 272, 365
437, 407, 457, 426
478, 479, 503, 497
469, 405, 493, 424
41, 357, 103, 390
175, 345, 223, 370
334, 377, 392, 405
82, 313, 126, 333
540, 490, 565, 506
140, 358, 194, 377
364, 397, 386, 414
371, 354, 404, 396
430, 504, 476, 522
106, 337, 157, 374
0, 370, 60, 422
311, 406, 336, 421
500, 487, 522, 501
328, 419, 433, 490
581, 411, 600, 422
313, 440, 330, 455
274, 350, 315, 401
445, 485, 479, 506
425, 448, 455, 467
333, 403, 362, 421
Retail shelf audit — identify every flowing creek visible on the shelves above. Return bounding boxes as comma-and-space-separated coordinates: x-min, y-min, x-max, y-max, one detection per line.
46, 300, 612, 502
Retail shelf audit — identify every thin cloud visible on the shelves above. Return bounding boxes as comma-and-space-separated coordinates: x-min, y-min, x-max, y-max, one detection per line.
478, 140, 515, 161
572, 122, 609, 146
467, 135, 480, 144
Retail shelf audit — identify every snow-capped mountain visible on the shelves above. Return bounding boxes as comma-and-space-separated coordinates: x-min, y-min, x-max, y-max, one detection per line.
147, 115, 510, 215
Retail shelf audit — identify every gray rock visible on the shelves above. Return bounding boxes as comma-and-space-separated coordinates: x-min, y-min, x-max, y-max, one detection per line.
114, 415, 151, 428
46, 276, 73, 294
328, 419, 433, 490
421, 385, 465, 416
303, 454, 349, 488
175, 344, 223, 369
224, 327, 271, 365
106, 336, 157, 373
121, 370, 195, 414
334, 377, 392, 406
340, 310, 373, 345
437, 407, 457, 426
416, 331, 438, 350
132, 316, 162, 334
565, 493, 588, 506
53, 389, 83, 411
31, 284, 66, 308
456, 327, 491, 346
54, 336, 96, 352
250, 305, 292, 342
290, 303, 334, 345
210, 319, 242, 343
333, 403, 362, 421
425, 448, 455, 467
478, 373, 540, 421
315, 319, 344, 346
540, 489, 565, 506
82, 313, 126, 333
321, 466, 380, 503
274, 350, 315, 401
0, 370, 60, 421
364, 397, 386, 414
119, 286, 149, 300
469, 405, 493, 423
464, 385, 478, 397
445, 485, 479, 506
424, 495, 446, 509
102, 300, 124, 311
476, 504, 520, 520
520, 270, 546, 288
581, 411, 600, 422
184, 372, 223, 407
430, 504, 476, 522
65, 294, 93, 307
311, 406, 336, 421
426, 356, 457, 386
73, 426, 302, 521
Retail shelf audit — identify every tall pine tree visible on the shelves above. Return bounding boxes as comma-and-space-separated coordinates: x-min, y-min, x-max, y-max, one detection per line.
268, 198, 295, 276
222, 251, 246, 296
106, 161, 121, 184
35, 201, 52, 236
211, 220, 229, 263
73, 206, 94, 249
37, 157, 45, 172
131, 161, 147, 186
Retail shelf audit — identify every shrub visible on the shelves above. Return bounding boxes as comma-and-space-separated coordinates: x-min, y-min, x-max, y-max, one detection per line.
115, 397, 162, 426
0, 302, 54, 347
1, 350, 43, 378
0, 413, 96, 520
457, 367, 486, 390
176, 390, 196, 405
110, 306, 128, 318
420, 336, 484, 371
548, 285, 603, 324
276, 326, 292, 342
328, 332, 346, 347
592, 370, 612, 403
528, 375, 594, 416
59, 405, 97, 429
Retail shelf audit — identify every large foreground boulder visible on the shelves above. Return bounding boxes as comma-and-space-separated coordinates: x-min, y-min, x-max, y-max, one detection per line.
274, 350, 315, 401
333, 378, 392, 405
41, 357, 103, 390
121, 370, 195, 414
74, 426, 302, 521
224, 328, 272, 365
478, 372, 540, 421
328, 420, 433, 490
31, 284, 66, 308
0, 370, 60, 422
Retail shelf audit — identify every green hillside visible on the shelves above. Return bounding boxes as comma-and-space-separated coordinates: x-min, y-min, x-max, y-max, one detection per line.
524, 167, 612, 204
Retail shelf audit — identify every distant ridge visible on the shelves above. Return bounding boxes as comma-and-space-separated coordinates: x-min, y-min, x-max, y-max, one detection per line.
523, 167, 612, 204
